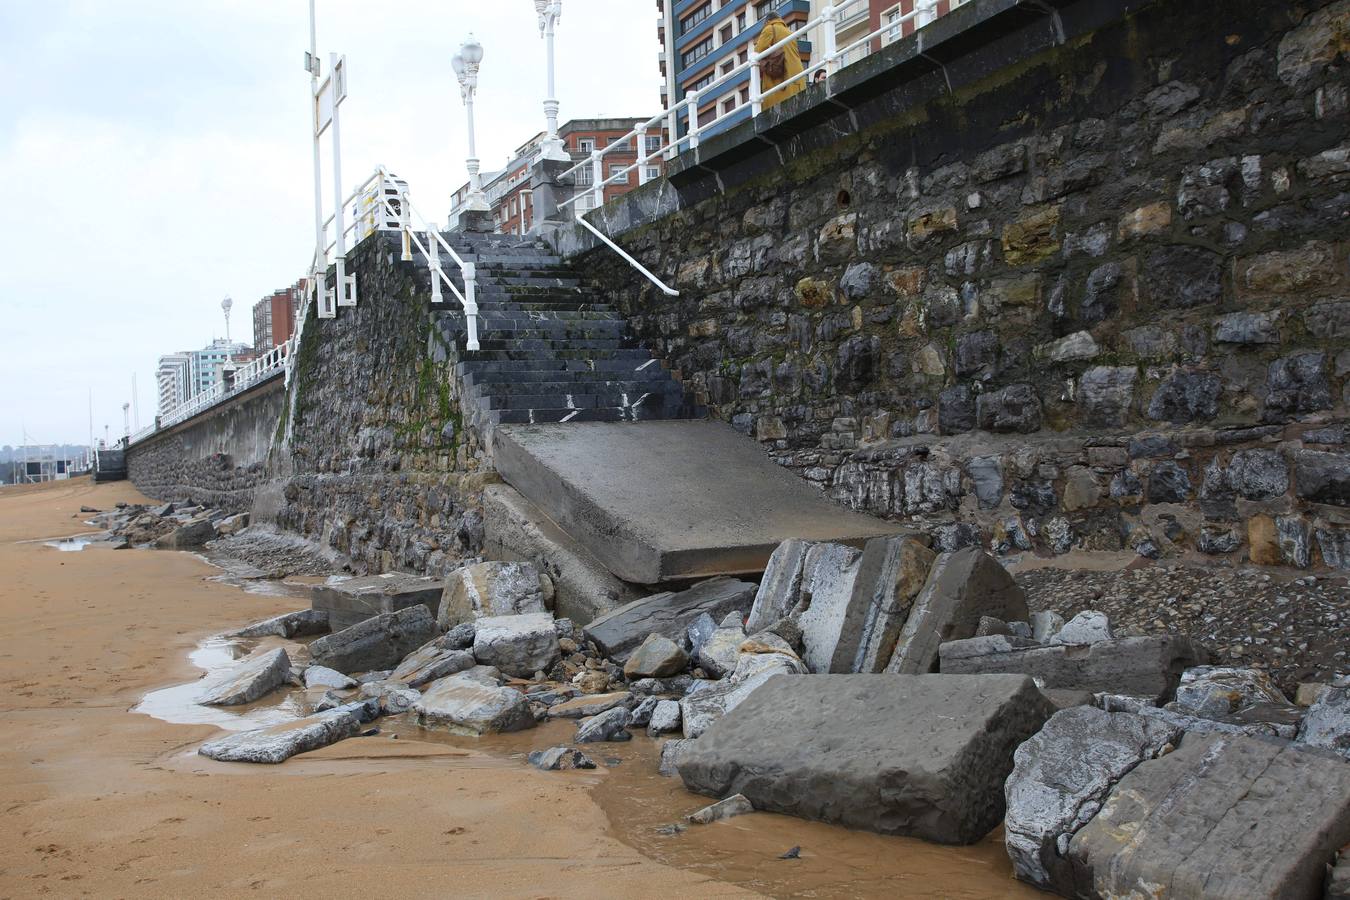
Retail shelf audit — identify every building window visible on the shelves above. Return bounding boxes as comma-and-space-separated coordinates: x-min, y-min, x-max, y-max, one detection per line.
608, 164, 629, 184
689, 71, 714, 92
755, 1, 771, 20
740, 86, 749, 103
680, 2, 711, 34
681, 36, 713, 68
722, 97, 736, 115
607, 136, 631, 151
738, 47, 748, 64
719, 23, 733, 45
577, 137, 595, 153
882, 4, 904, 44
737, 11, 746, 29
575, 167, 593, 185
645, 134, 662, 154
720, 59, 734, 75
645, 166, 661, 180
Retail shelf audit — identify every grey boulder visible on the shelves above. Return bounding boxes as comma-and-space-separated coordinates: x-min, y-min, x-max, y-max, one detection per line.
686, 794, 754, 825
1049, 610, 1113, 645
680, 653, 804, 739
696, 613, 746, 678
389, 642, 476, 689
303, 665, 356, 690
197, 648, 291, 706
583, 577, 757, 663
647, 699, 682, 736
198, 709, 360, 763
1297, 683, 1350, 759
437, 561, 548, 629
235, 609, 330, 639
678, 674, 1054, 844
471, 613, 560, 678
744, 539, 815, 633
622, 633, 688, 679
308, 606, 439, 675
415, 673, 534, 735
575, 706, 632, 743
1004, 706, 1182, 891
1173, 665, 1291, 718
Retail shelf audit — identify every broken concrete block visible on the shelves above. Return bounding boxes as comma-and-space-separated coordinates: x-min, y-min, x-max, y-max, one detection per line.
234, 608, 329, 639
437, 561, 548, 629
940, 634, 1205, 702
308, 605, 439, 675
678, 674, 1054, 844
471, 613, 560, 678
686, 794, 754, 824
744, 539, 815, 633
583, 577, 757, 663
830, 535, 936, 673
415, 673, 535, 735
796, 543, 864, 673
696, 613, 746, 678
198, 709, 360, 763
1004, 706, 1182, 891
388, 642, 476, 689
1069, 733, 1350, 899
197, 648, 291, 706
622, 633, 688, 679
1173, 665, 1292, 718
1298, 683, 1350, 759
886, 548, 1029, 675
308, 573, 445, 631
1049, 610, 1113, 645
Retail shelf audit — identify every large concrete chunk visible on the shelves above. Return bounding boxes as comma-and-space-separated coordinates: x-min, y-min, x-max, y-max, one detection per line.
1004, 707, 1183, 892
437, 561, 548, 629
796, 543, 863, 673
678, 674, 1054, 843
471, 613, 560, 678
831, 535, 935, 673
583, 577, 756, 663
744, 539, 815, 633
493, 421, 907, 584
308, 605, 439, 675
197, 647, 291, 706
1069, 733, 1350, 899
307, 573, 445, 631
415, 674, 535, 735
1173, 665, 1291, 717
940, 634, 1206, 702
198, 709, 360, 763
886, 548, 1029, 675
481, 483, 645, 624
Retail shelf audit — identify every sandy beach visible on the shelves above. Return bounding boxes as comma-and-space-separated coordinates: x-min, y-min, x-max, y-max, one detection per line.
0, 478, 1033, 899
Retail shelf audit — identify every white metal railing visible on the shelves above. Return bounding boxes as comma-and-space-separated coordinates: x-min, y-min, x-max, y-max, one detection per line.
556, 0, 947, 218
575, 217, 678, 296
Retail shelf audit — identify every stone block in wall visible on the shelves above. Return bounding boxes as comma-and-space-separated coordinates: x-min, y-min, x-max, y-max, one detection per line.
1295, 450, 1350, 506
1001, 204, 1061, 266
1264, 351, 1332, 419
1213, 311, 1280, 345
1079, 367, 1138, 428
976, 384, 1042, 434
1278, 2, 1350, 86
1142, 246, 1223, 309
1147, 369, 1221, 424
1241, 241, 1340, 294
1306, 300, 1350, 340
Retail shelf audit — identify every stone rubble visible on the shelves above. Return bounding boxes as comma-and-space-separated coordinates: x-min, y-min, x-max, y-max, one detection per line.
308, 606, 439, 675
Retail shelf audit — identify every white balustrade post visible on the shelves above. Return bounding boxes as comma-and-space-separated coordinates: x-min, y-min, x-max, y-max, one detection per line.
917, 0, 938, 28
748, 50, 763, 116
687, 91, 701, 149
463, 261, 480, 352
428, 226, 443, 304
399, 190, 412, 261
665, 107, 678, 159
821, 4, 840, 76
590, 150, 603, 210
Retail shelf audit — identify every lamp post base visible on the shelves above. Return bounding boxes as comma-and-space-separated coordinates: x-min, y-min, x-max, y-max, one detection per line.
455, 209, 497, 233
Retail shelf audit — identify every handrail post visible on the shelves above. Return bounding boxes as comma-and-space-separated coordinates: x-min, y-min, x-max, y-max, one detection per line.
427, 226, 443, 305
463, 261, 480, 352
637, 130, 651, 185
590, 150, 603, 210
687, 91, 701, 149
822, 4, 840, 76
399, 190, 413, 261
748, 50, 763, 116
917, 0, 937, 28
665, 107, 678, 160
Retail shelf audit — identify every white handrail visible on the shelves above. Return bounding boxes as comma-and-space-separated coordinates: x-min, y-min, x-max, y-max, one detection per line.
556, 1, 939, 214
575, 217, 678, 297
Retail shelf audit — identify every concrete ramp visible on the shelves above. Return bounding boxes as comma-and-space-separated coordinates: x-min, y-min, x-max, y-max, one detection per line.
492, 421, 908, 585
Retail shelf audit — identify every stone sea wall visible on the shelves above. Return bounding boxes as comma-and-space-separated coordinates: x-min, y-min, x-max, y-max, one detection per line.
271, 234, 487, 576
569, 0, 1350, 569
126, 377, 287, 514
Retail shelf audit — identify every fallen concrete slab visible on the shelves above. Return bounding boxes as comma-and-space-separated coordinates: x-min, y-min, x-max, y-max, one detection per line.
482, 483, 646, 624
940, 634, 1206, 701
583, 577, 757, 663
307, 573, 445, 631
887, 548, 1029, 675
1069, 733, 1350, 899
197, 647, 291, 706
308, 606, 439, 675
493, 421, 908, 584
198, 709, 360, 763
677, 673, 1053, 843
744, 539, 815, 633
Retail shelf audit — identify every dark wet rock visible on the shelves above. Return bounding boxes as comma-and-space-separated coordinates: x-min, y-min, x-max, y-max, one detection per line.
309, 606, 439, 675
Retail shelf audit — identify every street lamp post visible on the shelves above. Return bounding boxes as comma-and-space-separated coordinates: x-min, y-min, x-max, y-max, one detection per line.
452, 36, 489, 212
533, 0, 568, 162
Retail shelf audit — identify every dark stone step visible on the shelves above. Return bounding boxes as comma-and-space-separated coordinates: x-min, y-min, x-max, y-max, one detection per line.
463, 369, 673, 388
476, 338, 638, 352
473, 380, 685, 401
487, 397, 703, 425
466, 348, 654, 362
479, 325, 628, 341
457, 357, 663, 376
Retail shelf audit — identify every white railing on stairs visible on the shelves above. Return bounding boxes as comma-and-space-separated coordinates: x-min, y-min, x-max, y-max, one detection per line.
575, 217, 678, 297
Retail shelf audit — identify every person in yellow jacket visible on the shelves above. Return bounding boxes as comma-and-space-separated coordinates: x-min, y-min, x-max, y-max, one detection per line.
754, 12, 804, 111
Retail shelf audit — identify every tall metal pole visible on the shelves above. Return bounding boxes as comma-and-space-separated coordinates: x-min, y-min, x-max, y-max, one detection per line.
534, 1, 567, 161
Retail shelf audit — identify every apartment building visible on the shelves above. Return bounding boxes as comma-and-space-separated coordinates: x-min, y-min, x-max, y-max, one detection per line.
449, 118, 666, 233
658, 0, 813, 140
156, 353, 192, 417
252, 280, 306, 350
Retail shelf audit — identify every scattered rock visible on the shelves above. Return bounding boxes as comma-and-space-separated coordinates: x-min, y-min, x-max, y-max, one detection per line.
686, 613, 717, 661
154, 518, 217, 550
622, 633, 689, 679
1049, 610, 1114, 645
1172, 666, 1291, 718
779, 846, 802, 860
437, 561, 548, 629
745, 539, 815, 633
1298, 683, 1350, 759
309, 606, 439, 675
303, 665, 356, 690
1030, 611, 1065, 643
659, 738, 692, 777
198, 709, 360, 763
234, 609, 330, 639
528, 746, 596, 770
584, 577, 758, 663
442, 622, 477, 650
696, 613, 746, 678
415, 673, 535, 735
307, 572, 445, 632
197, 648, 291, 706
686, 794, 755, 825
647, 699, 682, 736
575, 706, 632, 743
389, 643, 475, 689
546, 691, 632, 720
472, 613, 560, 678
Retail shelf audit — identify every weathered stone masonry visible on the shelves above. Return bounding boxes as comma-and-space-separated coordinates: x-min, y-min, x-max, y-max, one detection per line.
568, 0, 1350, 569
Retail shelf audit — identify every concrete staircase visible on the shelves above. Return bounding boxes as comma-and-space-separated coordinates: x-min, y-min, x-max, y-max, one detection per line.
430, 233, 703, 427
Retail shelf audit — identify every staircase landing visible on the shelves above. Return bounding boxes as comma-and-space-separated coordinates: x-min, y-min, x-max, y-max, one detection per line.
493, 421, 909, 585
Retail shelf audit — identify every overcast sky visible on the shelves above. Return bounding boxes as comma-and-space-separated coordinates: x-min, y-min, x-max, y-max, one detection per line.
0, 0, 663, 447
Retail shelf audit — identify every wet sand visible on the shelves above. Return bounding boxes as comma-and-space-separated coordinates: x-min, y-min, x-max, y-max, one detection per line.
0, 478, 1037, 898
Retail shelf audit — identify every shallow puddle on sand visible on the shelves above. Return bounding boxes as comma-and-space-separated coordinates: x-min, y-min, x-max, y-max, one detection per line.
369, 718, 1039, 898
